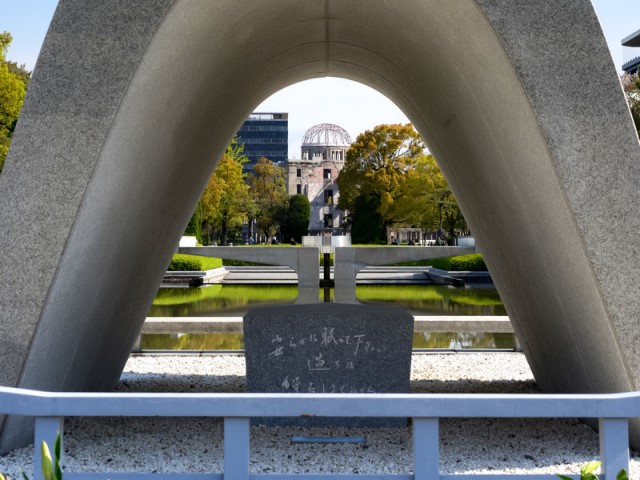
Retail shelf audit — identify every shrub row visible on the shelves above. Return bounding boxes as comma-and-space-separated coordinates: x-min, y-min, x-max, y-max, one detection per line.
168, 252, 486, 271
167, 254, 223, 271
431, 253, 486, 272
394, 253, 487, 271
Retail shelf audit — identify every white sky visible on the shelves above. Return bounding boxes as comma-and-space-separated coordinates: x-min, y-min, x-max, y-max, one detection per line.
2, 1, 639, 158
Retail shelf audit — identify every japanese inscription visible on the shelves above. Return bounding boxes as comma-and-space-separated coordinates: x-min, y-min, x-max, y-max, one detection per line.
243, 303, 414, 427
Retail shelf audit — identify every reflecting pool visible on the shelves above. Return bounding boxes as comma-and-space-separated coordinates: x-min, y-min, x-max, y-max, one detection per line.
144, 284, 512, 351
141, 331, 516, 351
148, 284, 506, 317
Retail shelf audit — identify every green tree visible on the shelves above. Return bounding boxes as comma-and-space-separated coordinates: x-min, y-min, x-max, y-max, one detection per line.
399, 155, 469, 244
350, 194, 386, 243
184, 201, 204, 244
337, 123, 426, 222
622, 72, 640, 137
200, 140, 252, 245
338, 124, 469, 244
0, 32, 28, 175
386, 154, 446, 232
184, 139, 253, 245
282, 194, 310, 243
248, 157, 288, 241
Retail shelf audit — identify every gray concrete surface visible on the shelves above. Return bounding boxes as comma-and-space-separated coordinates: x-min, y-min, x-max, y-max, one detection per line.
180, 246, 320, 302
140, 316, 513, 335
243, 303, 414, 427
1, 0, 640, 451
334, 246, 475, 302
217, 265, 479, 285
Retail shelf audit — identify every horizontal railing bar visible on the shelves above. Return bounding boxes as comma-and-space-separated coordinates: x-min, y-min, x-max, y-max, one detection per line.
62, 473, 582, 480
2, 387, 640, 418
250, 475, 413, 479
66, 474, 221, 479
140, 315, 514, 334
439, 476, 579, 480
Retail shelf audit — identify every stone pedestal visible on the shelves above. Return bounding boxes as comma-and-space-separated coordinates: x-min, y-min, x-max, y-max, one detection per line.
244, 303, 414, 427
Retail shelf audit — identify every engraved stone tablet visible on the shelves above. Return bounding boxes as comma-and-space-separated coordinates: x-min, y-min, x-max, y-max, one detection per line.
243, 303, 414, 427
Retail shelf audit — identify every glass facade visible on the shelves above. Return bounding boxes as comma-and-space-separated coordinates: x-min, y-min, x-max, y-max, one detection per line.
236, 113, 288, 170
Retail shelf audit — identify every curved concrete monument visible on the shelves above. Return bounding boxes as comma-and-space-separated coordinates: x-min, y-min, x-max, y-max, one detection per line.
1, 0, 640, 451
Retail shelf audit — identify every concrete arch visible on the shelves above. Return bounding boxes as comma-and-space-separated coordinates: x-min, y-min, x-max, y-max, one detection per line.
1, 0, 640, 450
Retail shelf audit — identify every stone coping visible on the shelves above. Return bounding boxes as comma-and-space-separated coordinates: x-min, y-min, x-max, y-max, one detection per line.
141, 315, 513, 334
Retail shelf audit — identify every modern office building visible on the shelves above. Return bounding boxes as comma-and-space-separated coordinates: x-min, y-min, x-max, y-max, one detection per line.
622, 29, 640, 74
286, 123, 351, 235
235, 112, 288, 169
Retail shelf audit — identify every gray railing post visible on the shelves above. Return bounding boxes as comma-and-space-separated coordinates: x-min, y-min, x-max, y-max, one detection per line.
413, 417, 440, 480
33, 416, 64, 480
224, 417, 250, 480
333, 248, 358, 303
296, 247, 321, 304
599, 418, 629, 479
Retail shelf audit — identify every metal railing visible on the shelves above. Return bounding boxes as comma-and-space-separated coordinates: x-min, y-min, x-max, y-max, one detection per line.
0, 387, 634, 480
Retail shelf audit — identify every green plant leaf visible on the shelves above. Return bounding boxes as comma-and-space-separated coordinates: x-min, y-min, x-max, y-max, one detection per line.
54, 434, 60, 460
557, 476, 572, 480
41, 441, 53, 480
581, 461, 601, 476
20, 469, 30, 480
617, 469, 629, 480
0, 473, 5, 480
54, 433, 62, 480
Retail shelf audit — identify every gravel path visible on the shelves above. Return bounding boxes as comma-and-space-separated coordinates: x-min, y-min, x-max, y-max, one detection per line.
2, 353, 639, 477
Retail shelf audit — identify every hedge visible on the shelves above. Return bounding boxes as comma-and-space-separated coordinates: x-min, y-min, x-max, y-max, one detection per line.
431, 253, 487, 272
168, 252, 486, 272
394, 253, 487, 271
167, 253, 223, 271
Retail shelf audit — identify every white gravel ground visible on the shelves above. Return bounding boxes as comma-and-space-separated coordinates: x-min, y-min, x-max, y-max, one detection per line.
2, 353, 639, 478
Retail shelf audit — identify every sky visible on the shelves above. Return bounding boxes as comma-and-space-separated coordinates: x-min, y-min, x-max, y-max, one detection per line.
2, 1, 640, 158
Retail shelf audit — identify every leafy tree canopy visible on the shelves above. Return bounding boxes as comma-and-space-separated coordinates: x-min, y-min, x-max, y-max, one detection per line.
0, 31, 28, 175
350, 194, 386, 244
621, 72, 640, 137
337, 123, 426, 219
248, 157, 288, 239
202, 138, 252, 245
187, 138, 253, 245
282, 194, 310, 243
337, 123, 468, 244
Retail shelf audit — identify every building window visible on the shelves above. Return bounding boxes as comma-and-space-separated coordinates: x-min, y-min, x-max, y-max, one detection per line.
296, 168, 301, 177
324, 214, 333, 228
296, 184, 302, 194
323, 168, 331, 180
324, 189, 333, 205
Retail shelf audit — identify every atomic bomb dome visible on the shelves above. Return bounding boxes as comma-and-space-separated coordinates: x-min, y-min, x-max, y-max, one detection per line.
301, 123, 352, 147
300, 123, 351, 162
287, 122, 353, 235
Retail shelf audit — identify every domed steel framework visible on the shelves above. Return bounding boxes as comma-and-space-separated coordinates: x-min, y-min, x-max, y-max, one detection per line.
301, 123, 352, 147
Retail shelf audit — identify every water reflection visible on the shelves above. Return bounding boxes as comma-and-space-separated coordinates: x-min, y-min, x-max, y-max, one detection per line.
145, 284, 511, 351
149, 284, 506, 317
141, 331, 516, 351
